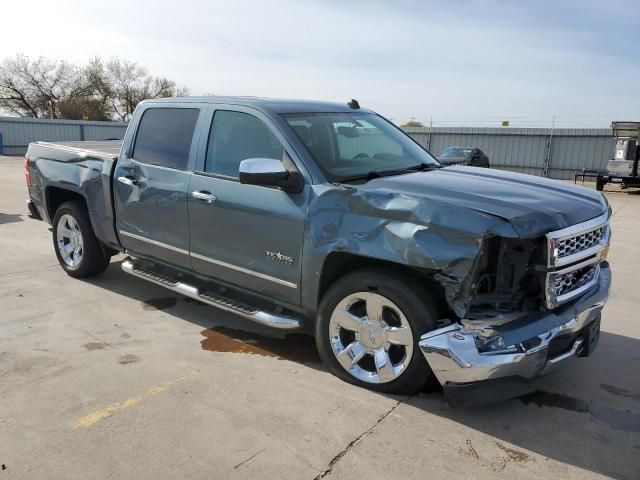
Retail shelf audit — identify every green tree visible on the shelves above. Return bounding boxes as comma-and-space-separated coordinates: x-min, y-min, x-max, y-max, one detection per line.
401, 119, 425, 128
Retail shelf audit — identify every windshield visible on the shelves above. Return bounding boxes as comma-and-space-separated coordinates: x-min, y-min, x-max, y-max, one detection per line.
282, 112, 439, 181
440, 147, 473, 158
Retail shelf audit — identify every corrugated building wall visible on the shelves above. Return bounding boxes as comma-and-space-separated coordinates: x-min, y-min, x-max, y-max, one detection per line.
0, 116, 127, 155
0, 116, 615, 180
405, 127, 615, 179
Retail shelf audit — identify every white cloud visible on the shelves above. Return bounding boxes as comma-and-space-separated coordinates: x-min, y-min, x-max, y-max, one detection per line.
2, 0, 638, 126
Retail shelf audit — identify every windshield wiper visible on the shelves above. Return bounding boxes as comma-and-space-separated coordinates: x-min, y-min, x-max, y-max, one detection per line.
402, 163, 442, 172
338, 170, 384, 184
338, 163, 441, 184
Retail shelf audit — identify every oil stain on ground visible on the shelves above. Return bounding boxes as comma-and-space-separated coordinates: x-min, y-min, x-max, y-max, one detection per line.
521, 390, 590, 413
600, 383, 640, 401
520, 390, 640, 433
200, 326, 321, 364
142, 297, 177, 311
495, 442, 532, 463
118, 354, 141, 364
458, 439, 479, 459
83, 342, 110, 350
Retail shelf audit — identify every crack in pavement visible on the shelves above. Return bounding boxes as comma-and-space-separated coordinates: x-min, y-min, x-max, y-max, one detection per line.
1, 264, 59, 277
233, 448, 267, 470
313, 396, 409, 480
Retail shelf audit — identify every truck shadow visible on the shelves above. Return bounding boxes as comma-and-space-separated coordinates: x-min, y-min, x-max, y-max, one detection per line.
88, 259, 640, 480
0, 212, 24, 225
88, 259, 325, 369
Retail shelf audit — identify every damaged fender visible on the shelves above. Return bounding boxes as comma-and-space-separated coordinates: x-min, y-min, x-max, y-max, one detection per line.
302, 184, 519, 317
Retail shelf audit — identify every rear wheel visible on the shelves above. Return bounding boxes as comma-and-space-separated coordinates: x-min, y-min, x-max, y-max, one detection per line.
316, 269, 440, 394
52, 201, 110, 278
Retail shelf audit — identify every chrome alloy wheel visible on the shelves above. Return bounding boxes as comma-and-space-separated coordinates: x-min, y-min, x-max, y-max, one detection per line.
56, 214, 84, 269
328, 292, 414, 384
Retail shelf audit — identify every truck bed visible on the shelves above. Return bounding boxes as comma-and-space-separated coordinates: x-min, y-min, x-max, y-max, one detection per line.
26, 139, 124, 251
36, 140, 123, 159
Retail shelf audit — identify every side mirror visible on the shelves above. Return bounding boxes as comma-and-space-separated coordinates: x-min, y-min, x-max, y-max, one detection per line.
238, 158, 302, 192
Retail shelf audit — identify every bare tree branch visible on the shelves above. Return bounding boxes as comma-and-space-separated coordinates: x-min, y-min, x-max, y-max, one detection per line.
0, 54, 189, 120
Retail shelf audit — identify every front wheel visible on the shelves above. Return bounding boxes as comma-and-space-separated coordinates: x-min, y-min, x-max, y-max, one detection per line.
52, 201, 110, 278
316, 269, 440, 394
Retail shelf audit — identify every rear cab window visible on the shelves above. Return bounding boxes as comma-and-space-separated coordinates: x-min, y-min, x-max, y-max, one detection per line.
133, 108, 200, 169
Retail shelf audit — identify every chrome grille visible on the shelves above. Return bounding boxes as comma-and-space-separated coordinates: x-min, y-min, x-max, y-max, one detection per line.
550, 263, 599, 298
545, 211, 610, 308
556, 225, 607, 259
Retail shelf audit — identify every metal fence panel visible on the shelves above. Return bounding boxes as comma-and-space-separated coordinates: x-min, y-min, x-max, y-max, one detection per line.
548, 133, 615, 179
81, 124, 129, 141
0, 117, 616, 181
0, 116, 128, 155
404, 127, 614, 180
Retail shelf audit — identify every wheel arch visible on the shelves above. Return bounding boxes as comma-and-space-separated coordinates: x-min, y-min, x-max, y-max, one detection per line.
46, 187, 118, 257
45, 185, 88, 224
316, 251, 447, 312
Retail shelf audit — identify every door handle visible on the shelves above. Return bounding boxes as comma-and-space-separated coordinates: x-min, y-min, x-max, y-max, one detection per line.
117, 176, 138, 186
191, 191, 217, 203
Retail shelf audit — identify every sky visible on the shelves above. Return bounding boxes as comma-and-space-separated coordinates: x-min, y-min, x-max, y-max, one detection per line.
2, 0, 639, 127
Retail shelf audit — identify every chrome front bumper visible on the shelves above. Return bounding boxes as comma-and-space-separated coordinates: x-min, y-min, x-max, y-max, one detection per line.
419, 262, 610, 403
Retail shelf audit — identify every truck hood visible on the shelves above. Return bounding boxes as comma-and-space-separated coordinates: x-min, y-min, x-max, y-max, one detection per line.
358, 166, 608, 238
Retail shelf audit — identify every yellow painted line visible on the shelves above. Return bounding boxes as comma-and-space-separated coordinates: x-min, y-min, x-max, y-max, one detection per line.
72, 371, 195, 429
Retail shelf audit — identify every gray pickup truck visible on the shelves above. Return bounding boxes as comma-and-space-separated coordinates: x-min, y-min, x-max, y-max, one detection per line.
25, 97, 611, 406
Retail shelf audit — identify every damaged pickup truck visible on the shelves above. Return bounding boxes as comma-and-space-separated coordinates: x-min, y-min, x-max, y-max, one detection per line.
25, 97, 611, 405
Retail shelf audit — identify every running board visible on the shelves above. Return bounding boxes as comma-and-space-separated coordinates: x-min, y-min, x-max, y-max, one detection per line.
121, 258, 301, 330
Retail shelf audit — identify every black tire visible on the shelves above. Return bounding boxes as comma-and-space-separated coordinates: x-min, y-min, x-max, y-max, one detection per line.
52, 201, 110, 278
596, 179, 605, 191
316, 268, 440, 395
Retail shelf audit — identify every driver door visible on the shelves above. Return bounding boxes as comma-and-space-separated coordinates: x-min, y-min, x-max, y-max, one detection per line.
187, 106, 306, 306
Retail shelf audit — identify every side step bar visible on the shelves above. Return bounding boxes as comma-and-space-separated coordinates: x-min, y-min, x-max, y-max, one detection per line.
121, 258, 301, 330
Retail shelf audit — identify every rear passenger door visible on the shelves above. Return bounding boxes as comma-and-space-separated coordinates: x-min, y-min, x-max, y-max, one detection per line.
188, 106, 306, 306
114, 105, 203, 268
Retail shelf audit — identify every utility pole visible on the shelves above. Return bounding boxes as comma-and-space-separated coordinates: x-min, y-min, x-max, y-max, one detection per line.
543, 115, 556, 178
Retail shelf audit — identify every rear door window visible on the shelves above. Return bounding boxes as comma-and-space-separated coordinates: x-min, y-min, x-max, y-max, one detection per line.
205, 110, 284, 178
133, 108, 200, 169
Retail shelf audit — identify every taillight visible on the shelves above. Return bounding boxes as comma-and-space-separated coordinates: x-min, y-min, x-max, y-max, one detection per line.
24, 155, 31, 187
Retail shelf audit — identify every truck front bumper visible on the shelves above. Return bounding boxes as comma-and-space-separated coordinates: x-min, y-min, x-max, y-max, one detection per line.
419, 262, 611, 407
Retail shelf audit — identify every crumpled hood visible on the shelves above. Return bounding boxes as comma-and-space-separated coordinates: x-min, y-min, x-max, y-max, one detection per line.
359, 166, 608, 238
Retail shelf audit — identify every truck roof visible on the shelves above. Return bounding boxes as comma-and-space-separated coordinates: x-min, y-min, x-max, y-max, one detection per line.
144, 96, 374, 114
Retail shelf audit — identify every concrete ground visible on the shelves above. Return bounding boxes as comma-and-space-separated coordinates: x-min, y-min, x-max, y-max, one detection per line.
1, 155, 638, 480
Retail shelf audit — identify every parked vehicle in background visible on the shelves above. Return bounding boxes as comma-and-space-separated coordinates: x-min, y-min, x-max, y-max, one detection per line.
597, 122, 640, 191
25, 97, 611, 406
437, 146, 490, 167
